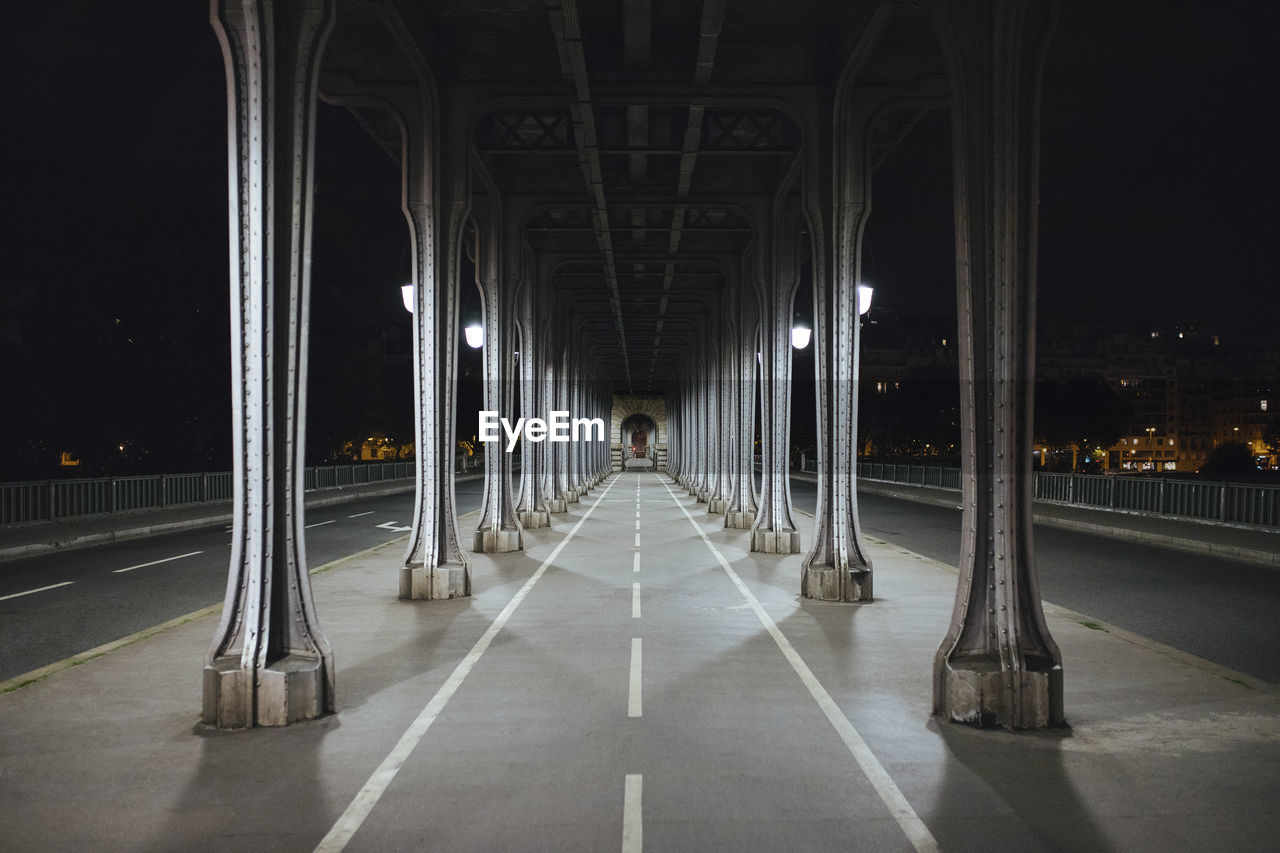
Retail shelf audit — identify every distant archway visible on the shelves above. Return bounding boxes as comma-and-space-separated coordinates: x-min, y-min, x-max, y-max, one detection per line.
620, 413, 657, 458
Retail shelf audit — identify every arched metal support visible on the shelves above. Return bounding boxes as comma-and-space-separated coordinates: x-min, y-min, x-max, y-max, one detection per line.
930, 0, 1063, 730
203, 0, 336, 729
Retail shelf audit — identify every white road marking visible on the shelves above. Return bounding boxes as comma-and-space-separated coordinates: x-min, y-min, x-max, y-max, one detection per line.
622, 774, 643, 853
375, 521, 413, 532
634, 532, 641, 548
635, 519, 641, 530
113, 551, 204, 574
628, 637, 643, 718
659, 478, 940, 853
633, 552, 640, 573
313, 475, 621, 853
305, 520, 336, 529
0, 581, 74, 602
347, 511, 375, 518
632, 582, 641, 619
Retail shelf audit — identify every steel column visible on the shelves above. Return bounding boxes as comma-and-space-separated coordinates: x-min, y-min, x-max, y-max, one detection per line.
204, 0, 336, 729
930, 0, 1063, 729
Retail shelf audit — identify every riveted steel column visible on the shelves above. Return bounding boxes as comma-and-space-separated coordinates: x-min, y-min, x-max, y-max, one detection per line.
204, 0, 335, 729
708, 289, 733, 513
473, 200, 523, 553
726, 257, 759, 529
931, 0, 1063, 729
751, 196, 802, 555
516, 248, 550, 528
802, 92, 874, 601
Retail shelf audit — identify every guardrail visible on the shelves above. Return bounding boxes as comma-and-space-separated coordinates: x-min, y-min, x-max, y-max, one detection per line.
1, 462, 417, 527
856, 463, 1280, 529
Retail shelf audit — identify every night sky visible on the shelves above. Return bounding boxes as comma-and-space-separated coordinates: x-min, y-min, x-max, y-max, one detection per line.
1, 2, 1277, 479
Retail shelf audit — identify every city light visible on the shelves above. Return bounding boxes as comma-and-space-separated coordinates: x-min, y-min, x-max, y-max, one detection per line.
401, 284, 414, 313
858, 284, 874, 316
465, 323, 485, 349
790, 323, 811, 349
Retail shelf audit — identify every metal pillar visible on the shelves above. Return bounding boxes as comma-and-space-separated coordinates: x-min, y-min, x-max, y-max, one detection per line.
802, 94, 874, 601
204, 0, 335, 729
930, 0, 1063, 729
472, 197, 523, 553
751, 193, 802, 555
516, 248, 551, 528
726, 256, 759, 529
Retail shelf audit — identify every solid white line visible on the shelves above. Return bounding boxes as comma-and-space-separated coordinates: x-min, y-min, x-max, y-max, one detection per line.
658, 478, 939, 853
113, 551, 204, 574
633, 552, 640, 573
0, 581, 74, 602
632, 582, 641, 619
622, 774, 643, 853
628, 637, 642, 718
347, 511, 375, 518
313, 475, 620, 853
305, 520, 337, 529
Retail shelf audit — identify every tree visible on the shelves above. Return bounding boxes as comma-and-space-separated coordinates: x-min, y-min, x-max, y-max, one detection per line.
1035, 379, 1131, 471
1201, 442, 1257, 480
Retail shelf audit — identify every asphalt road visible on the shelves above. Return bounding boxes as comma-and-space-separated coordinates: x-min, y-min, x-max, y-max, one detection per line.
0, 479, 484, 682
3, 474, 1277, 686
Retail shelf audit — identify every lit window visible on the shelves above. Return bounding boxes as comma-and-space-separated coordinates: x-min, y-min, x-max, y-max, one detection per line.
1263, 400, 1269, 411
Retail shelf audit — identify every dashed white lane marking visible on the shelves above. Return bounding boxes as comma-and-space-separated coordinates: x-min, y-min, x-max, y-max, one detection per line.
658, 477, 940, 853
113, 551, 204, 574
622, 774, 643, 853
0, 581, 74, 601
628, 637, 643, 718
632, 582, 641, 619
313, 475, 620, 853
632, 552, 640, 573
635, 519, 641, 531
634, 532, 641, 547
347, 511, 375, 518
305, 519, 336, 529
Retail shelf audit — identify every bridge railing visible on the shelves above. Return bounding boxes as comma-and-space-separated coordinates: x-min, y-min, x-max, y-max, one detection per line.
856, 463, 1280, 529
0, 463, 417, 527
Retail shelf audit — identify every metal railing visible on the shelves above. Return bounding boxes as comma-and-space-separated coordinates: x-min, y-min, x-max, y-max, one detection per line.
856, 463, 1280, 529
1, 462, 416, 527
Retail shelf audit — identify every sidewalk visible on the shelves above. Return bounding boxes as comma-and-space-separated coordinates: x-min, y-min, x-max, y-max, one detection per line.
853, 478, 1280, 570
1, 473, 1276, 851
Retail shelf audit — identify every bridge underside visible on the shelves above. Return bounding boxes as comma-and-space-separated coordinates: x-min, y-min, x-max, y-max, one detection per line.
205, 0, 1062, 732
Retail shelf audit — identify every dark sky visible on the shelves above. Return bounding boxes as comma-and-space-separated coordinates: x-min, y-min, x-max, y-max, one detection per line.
1, 1, 1277, 476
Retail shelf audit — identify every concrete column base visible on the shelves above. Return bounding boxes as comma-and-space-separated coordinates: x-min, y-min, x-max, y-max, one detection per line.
203, 653, 326, 729
399, 564, 469, 600
474, 528, 523, 553
547, 497, 568, 513
725, 510, 755, 529
751, 528, 801, 554
694, 490, 710, 503
803, 567, 872, 602
707, 498, 728, 514
565, 489, 580, 503
937, 657, 1064, 730
519, 510, 550, 528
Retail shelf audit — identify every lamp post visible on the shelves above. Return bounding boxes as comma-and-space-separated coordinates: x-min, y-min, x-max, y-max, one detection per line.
1146, 426, 1156, 472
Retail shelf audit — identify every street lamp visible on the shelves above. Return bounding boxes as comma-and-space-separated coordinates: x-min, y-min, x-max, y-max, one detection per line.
464, 322, 484, 349
858, 284, 874, 316
791, 317, 811, 350
1146, 426, 1156, 471
401, 284, 414, 314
